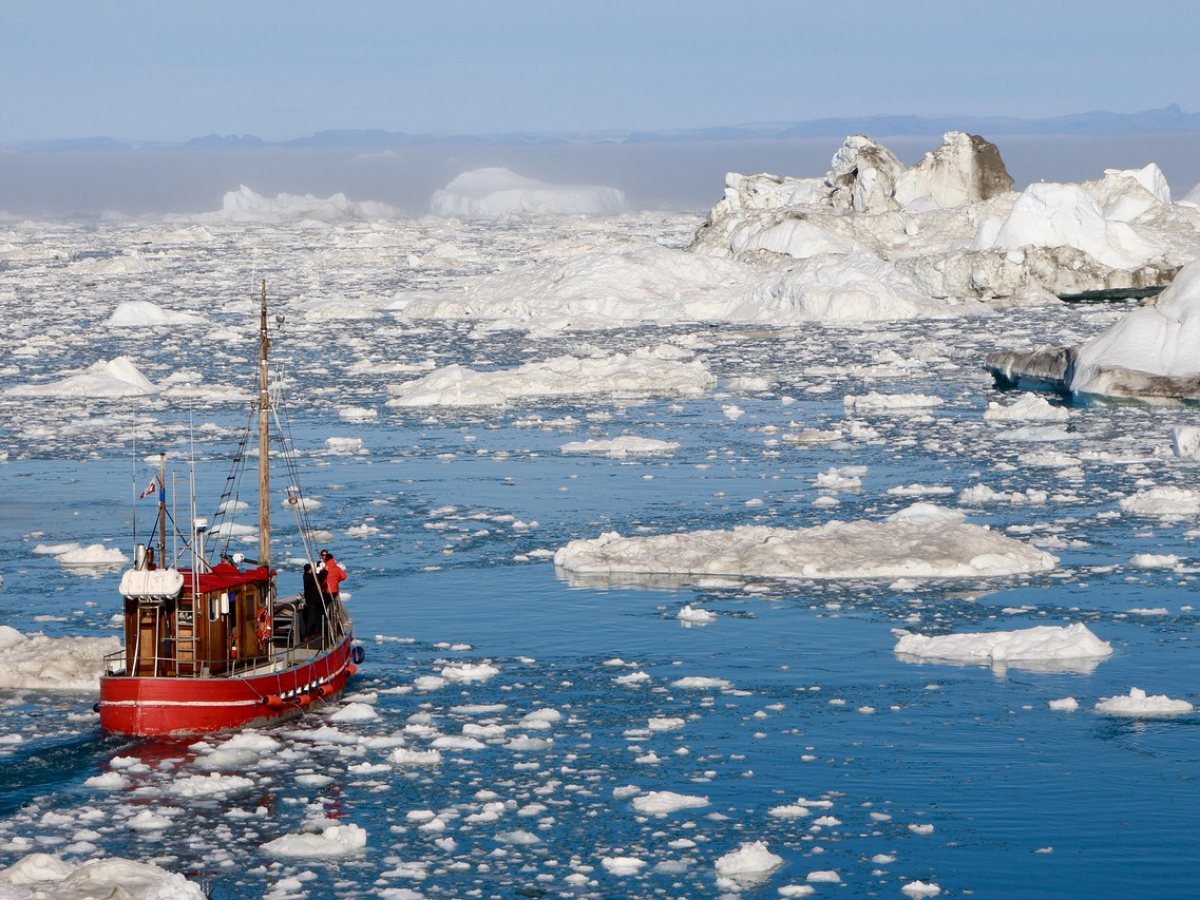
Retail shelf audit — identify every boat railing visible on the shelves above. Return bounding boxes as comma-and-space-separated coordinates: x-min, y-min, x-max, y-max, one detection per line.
101, 638, 327, 679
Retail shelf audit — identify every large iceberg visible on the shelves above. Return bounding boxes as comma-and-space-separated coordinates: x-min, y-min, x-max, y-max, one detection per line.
399, 238, 984, 330
689, 132, 1197, 300
987, 255, 1200, 399
205, 185, 398, 223
431, 167, 629, 217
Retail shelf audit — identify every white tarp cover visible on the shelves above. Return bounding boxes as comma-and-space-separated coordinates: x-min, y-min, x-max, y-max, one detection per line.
119, 567, 184, 598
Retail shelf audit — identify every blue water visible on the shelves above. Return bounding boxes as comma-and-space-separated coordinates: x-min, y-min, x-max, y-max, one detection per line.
2, 225, 1200, 897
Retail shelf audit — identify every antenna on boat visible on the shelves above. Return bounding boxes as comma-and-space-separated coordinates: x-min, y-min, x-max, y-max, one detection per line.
258, 279, 271, 569
156, 452, 167, 568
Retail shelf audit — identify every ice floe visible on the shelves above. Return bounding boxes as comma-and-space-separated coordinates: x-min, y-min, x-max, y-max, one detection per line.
893, 623, 1113, 669
1094, 687, 1194, 716
556, 512, 1057, 581
387, 347, 714, 406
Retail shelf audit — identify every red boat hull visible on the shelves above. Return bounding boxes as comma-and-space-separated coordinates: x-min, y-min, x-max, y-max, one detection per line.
98, 636, 357, 737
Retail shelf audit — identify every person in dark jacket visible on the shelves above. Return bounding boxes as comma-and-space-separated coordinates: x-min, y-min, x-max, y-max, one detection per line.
302, 563, 324, 639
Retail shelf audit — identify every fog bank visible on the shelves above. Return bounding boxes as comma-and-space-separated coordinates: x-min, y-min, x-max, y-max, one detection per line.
4, 133, 1200, 219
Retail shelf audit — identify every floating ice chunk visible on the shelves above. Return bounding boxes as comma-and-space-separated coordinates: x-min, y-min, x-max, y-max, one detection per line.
83, 771, 129, 790
813, 466, 862, 491
844, 392, 943, 413
329, 702, 379, 723
601, 856, 646, 876
325, 437, 366, 455
1119, 486, 1200, 517
338, 406, 378, 421
677, 604, 717, 625
168, 773, 255, 797
127, 809, 178, 831
714, 840, 784, 881
768, 803, 811, 818
107, 300, 207, 327
56, 544, 129, 567
440, 662, 499, 683
556, 518, 1056, 581
902, 881, 943, 897
0, 853, 205, 898
671, 676, 732, 690
983, 393, 1069, 422
1094, 687, 1194, 716
260, 823, 368, 858
560, 436, 680, 457
614, 671, 651, 686
520, 708, 562, 727
1129, 553, 1182, 569
431, 735, 487, 751
631, 791, 709, 815
496, 829, 540, 845
894, 623, 1112, 667
807, 870, 842, 882
1049, 697, 1079, 711
647, 717, 686, 732
958, 485, 1047, 506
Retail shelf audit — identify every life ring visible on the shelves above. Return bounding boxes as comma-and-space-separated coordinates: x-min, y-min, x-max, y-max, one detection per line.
256, 607, 272, 644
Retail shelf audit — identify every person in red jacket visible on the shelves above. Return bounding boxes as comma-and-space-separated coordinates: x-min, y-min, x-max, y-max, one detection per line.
317, 549, 347, 600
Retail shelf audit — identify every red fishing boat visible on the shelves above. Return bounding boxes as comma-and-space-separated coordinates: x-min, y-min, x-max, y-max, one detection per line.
98, 283, 362, 736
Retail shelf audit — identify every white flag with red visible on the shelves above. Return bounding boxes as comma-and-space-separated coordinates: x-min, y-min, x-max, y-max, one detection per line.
138, 476, 159, 500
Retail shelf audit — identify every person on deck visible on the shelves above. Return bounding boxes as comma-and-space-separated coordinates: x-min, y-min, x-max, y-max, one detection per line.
302, 563, 324, 639
318, 549, 347, 601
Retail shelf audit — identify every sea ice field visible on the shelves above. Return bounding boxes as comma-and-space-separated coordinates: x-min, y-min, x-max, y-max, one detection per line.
2, 139, 1200, 898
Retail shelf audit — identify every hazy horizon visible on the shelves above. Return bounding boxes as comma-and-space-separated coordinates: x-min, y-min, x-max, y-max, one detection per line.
3, 132, 1200, 220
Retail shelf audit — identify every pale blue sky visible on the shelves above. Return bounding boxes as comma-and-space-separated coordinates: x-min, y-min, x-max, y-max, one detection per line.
3, 0, 1199, 142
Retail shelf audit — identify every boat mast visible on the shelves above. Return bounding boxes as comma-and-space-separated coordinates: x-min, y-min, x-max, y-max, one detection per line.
258, 280, 271, 568
157, 453, 167, 566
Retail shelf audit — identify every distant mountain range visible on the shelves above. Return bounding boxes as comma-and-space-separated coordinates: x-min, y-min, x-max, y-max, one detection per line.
9, 105, 1200, 152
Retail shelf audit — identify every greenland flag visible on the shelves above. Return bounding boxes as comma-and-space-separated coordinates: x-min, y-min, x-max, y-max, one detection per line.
138, 476, 159, 500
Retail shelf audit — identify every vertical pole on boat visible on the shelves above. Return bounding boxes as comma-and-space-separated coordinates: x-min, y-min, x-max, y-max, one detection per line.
157, 454, 167, 569
258, 280, 271, 569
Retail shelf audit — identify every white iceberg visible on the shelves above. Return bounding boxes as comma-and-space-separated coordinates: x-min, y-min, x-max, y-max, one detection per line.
1094, 687, 1193, 717
5, 357, 159, 398
106, 300, 207, 327
431, 167, 628, 217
